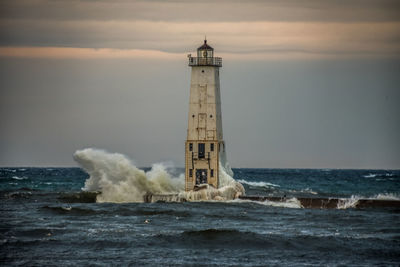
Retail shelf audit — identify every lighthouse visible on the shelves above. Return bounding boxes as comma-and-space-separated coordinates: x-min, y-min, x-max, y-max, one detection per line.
185, 40, 225, 191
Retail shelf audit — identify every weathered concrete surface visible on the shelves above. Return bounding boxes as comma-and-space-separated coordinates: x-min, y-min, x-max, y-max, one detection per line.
185, 41, 224, 191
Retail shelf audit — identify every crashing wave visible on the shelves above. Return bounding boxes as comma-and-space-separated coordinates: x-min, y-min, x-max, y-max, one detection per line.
337, 195, 360, 209
373, 193, 400, 201
73, 148, 244, 203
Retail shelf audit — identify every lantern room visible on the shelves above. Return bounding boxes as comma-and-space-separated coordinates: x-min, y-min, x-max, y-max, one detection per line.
197, 39, 214, 58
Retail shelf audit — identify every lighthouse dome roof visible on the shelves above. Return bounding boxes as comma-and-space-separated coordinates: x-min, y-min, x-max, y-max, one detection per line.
197, 39, 213, 50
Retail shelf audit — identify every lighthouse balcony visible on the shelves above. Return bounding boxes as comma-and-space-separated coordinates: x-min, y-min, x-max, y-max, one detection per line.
188, 57, 222, 67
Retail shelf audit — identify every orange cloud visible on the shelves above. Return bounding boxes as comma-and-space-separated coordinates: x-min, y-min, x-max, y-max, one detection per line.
0, 46, 184, 59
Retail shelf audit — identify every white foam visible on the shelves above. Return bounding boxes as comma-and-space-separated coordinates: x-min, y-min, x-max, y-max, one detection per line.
364, 173, 394, 178
259, 198, 302, 209
226, 198, 302, 209
73, 148, 244, 203
373, 193, 400, 200
12, 176, 27, 180
239, 198, 302, 209
337, 193, 400, 202
299, 188, 318, 195
74, 148, 184, 203
237, 180, 280, 188
288, 188, 318, 195
337, 195, 360, 209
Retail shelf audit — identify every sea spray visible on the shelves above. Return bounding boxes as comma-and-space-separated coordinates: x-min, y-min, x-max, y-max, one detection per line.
181, 146, 246, 201
374, 193, 400, 200
181, 162, 245, 201
73, 148, 244, 203
74, 148, 184, 203
337, 195, 360, 209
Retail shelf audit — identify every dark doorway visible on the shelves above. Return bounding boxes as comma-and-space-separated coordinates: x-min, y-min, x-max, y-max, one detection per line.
195, 169, 207, 185
198, 143, 205, 159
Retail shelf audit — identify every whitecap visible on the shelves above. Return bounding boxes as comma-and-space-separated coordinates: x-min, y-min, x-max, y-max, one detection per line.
300, 188, 318, 195
289, 188, 318, 195
237, 179, 280, 188
12, 176, 27, 180
258, 197, 302, 209
373, 193, 400, 200
228, 197, 302, 209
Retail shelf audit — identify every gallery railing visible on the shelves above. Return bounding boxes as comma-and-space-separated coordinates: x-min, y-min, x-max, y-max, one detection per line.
188, 57, 222, 67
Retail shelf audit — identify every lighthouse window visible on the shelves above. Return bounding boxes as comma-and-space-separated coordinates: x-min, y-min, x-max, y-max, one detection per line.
189, 143, 193, 151
198, 143, 205, 159
211, 169, 214, 177
189, 169, 193, 177
210, 143, 214, 151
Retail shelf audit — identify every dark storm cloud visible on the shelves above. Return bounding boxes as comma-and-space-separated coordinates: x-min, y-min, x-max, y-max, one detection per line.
1, 0, 399, 22
1, 20, 399, 59
1, 0, 399, 57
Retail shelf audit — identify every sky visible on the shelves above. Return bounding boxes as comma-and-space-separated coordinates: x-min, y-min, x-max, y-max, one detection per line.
0, 0, 399, 169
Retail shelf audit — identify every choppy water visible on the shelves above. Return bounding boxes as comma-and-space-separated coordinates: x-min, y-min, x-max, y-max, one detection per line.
1, 167, 400, 266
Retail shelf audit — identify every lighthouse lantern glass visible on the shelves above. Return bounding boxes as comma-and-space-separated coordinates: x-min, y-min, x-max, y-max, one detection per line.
198, 49, 213, 58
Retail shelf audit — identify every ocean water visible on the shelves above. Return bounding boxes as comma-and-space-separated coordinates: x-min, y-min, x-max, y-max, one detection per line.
1, 167, 399, 266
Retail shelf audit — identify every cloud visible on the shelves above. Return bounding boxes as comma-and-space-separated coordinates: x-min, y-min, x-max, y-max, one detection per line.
0, 1, 399, 59
1, 21, 399, 59
0, 46, 182, 59
1, 0, 399, 22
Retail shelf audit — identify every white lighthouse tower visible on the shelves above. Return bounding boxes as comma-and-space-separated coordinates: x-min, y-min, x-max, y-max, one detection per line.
185, 39, 225, 191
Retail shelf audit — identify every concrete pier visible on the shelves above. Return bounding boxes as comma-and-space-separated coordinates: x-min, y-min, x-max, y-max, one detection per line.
238, 195, 400, 209
141, 193, 400, 209
58, 192, 400, 209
